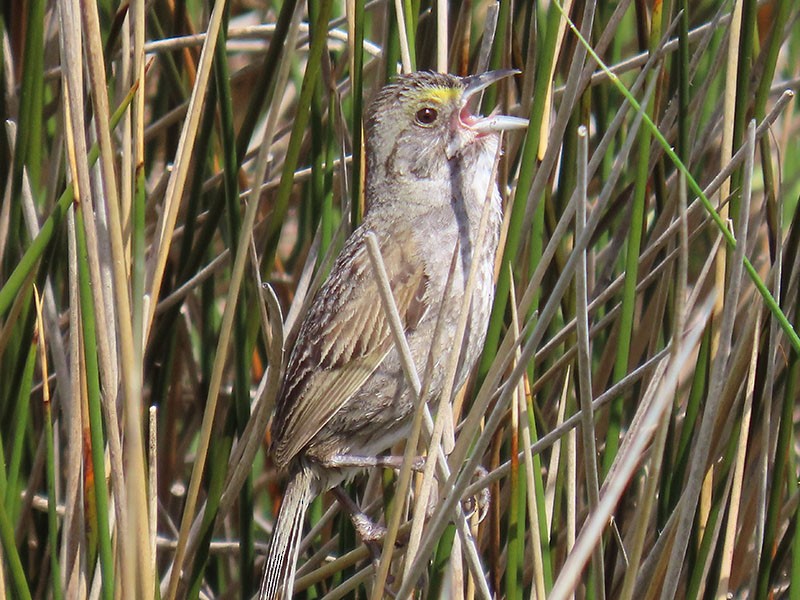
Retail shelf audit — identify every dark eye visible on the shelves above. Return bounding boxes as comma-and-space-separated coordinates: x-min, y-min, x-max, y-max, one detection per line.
415, 106, 438, 125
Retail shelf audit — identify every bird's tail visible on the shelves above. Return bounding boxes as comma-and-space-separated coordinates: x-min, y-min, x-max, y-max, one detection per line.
258, 467, 315, 599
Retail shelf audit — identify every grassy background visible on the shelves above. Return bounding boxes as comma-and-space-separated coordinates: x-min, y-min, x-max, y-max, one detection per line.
1, 0, 799, 598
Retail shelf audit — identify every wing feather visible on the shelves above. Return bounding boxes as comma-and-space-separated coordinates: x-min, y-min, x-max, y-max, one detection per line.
271, 229, 429, 468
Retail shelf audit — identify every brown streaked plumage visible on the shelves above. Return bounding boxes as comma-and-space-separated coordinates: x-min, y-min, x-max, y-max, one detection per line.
259, 70, 527, 599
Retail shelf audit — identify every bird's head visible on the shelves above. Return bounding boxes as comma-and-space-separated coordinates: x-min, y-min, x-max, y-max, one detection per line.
364, 70, 527, 203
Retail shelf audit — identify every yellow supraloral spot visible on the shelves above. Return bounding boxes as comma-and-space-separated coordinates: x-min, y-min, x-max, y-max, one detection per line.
414, 86, 460, 106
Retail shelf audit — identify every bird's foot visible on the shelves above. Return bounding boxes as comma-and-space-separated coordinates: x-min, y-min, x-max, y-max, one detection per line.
461, 466, 490, 522
331, 486, 400, 545
350, 511, 388, 543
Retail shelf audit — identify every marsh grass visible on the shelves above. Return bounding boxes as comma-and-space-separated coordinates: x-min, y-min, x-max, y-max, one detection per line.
1, 1, 800, 598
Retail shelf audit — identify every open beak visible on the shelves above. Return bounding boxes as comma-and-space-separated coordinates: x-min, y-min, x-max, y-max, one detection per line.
461, 70, 529, 133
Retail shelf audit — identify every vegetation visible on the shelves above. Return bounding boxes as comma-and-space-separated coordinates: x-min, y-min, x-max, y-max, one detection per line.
1, 0, 799, 598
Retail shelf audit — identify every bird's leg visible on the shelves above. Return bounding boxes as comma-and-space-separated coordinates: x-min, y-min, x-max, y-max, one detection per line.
325, 456, 489, 521
314, 452, 426, 546
322, 453, 427, 472
331, 486, 387, 545
330, 486, 404, 597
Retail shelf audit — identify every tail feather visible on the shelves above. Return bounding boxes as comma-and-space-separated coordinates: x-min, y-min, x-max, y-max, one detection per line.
259, 467, 315, 599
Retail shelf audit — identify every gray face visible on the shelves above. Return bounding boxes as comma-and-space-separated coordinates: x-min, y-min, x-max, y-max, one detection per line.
364, 72, 499, 197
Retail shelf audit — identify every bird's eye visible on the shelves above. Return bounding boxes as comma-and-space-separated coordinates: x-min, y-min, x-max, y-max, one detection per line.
415, 106, 438, 125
